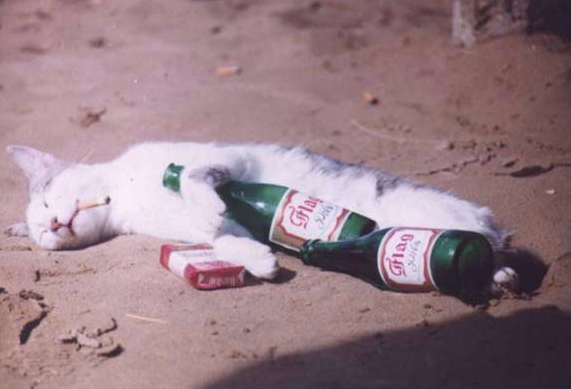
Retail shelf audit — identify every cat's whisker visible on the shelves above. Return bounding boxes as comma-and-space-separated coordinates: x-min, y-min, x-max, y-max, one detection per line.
76, 196, 111, 211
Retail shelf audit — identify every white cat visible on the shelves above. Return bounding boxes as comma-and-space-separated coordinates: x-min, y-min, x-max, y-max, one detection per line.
4, 142, 518, 293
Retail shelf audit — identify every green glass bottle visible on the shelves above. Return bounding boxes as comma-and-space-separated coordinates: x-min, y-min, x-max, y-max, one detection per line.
163, 163, 378, 252
300, 227, 494, 295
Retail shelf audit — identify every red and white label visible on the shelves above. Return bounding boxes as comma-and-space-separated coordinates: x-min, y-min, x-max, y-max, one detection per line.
269, 190, 350, 251
377, 228, 441, 292
160, 244, 245, 290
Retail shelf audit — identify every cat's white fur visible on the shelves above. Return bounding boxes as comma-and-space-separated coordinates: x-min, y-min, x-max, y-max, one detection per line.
5, 142, 517, 290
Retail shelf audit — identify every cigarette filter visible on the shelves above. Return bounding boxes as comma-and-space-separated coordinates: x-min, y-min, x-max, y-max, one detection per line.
77, 196, 111, 211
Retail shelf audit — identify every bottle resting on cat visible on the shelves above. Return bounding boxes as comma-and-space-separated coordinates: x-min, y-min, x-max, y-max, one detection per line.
163, 163, 378, 252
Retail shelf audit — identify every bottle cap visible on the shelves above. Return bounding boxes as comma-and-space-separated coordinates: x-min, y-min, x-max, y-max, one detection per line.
163, 163, 184, 193
455, 237, 494, 294
431, 231, 494, 295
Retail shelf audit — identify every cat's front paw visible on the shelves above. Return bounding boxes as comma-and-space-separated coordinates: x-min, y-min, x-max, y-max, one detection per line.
187, 165, 231, 187
244, 249, 279, 280
180, 179, 227, 215
213, 235, 279, 280
4, 222, 29, 237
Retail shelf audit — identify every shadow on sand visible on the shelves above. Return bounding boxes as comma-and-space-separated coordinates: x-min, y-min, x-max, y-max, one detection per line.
528, 0, 571, 41
202, 306, 570, 389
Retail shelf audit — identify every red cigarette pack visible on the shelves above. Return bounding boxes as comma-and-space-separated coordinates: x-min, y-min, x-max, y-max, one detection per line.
160, 244, 245, 290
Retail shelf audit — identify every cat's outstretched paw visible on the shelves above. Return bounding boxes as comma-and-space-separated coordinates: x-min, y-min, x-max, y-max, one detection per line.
213, 235, 279, 280
486, 266, 520, 296
4, 222, 29, 237
174, 178, 228, 242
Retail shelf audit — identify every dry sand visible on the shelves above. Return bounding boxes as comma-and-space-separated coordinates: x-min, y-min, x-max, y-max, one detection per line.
1, 0, 570, 388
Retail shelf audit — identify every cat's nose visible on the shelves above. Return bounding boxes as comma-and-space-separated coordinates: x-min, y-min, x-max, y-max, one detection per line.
50, 217, 63, 232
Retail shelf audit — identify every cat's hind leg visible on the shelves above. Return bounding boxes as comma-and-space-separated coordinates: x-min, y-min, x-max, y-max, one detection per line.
487, 266, 520, 296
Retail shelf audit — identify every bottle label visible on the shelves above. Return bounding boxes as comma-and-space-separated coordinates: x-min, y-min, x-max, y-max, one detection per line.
269, 189, 350, 251
377, 228, 440, 292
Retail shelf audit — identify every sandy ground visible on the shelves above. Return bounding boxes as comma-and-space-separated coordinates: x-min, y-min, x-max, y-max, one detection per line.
1, 0, 571, 388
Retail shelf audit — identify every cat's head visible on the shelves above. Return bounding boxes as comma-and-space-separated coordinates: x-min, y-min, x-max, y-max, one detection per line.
7, 145, 113, 250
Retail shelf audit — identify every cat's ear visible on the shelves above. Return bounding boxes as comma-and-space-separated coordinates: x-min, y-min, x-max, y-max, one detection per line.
6, 145, 64, 191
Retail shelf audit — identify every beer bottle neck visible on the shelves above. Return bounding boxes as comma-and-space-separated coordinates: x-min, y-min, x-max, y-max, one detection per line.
163, 163, 184, 193
301, 238, 363, 264
300, 232, 389, 287
300, 231, 386, 270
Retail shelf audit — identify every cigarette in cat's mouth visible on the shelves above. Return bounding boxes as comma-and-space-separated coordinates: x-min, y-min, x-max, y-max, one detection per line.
77, 196, 111, 211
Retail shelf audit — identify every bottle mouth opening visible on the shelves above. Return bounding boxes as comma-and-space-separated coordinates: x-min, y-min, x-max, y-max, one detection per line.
163, 163, 184, 193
